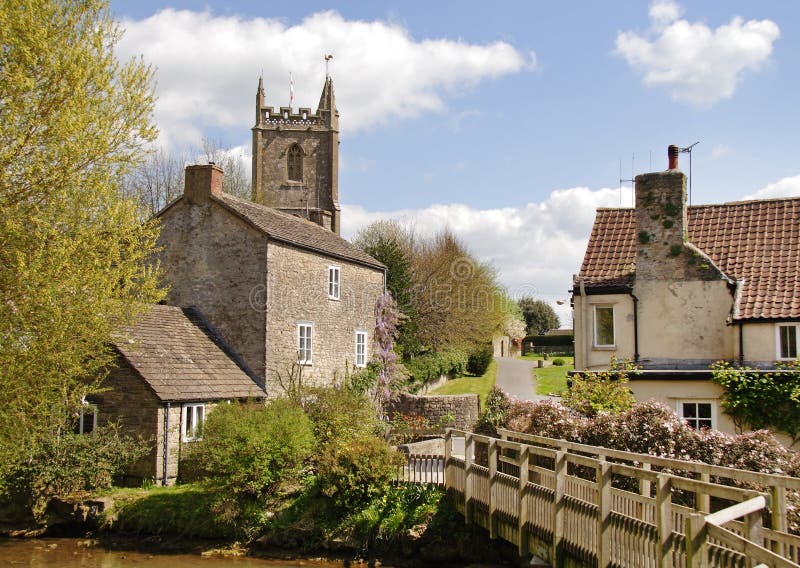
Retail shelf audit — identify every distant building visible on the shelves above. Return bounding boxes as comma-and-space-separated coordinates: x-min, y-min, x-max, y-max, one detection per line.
252, 76, 341, 233
572, 145, 800, 442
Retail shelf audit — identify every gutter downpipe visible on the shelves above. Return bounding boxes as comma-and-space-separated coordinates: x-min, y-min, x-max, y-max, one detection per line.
162, 402, 170, 486
630, 292, 640, 362
579, 278, 587, 370
738, 322, 745, 365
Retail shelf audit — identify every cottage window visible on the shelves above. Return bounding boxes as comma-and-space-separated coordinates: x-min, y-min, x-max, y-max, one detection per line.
679, 401, 714, 430
298, 322, 313, 365
328, 266, 340, 300
287, 144, 303, 182
74, 402, 97, 435
777, 324, 799, 360
355, 330, 367, 368
593, 305, 615, 347
182, 403, 205, 442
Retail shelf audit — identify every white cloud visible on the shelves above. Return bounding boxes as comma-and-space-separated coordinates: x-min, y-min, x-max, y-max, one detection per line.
710, 143, 730, 159
649, 0, 682, 29
743, 174, 800, 200
117, 9, 532, 148
615, 2, 780, 107
341, 185, 626, 326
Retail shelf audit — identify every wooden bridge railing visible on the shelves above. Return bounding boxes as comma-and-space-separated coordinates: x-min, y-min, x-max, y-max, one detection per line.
441, 428, 800, 568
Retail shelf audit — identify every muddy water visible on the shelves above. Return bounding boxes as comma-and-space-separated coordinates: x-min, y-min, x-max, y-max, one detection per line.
1, 538, 345, 567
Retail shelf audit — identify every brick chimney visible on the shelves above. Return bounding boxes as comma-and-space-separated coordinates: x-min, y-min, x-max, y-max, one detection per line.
185, 164, 223, 204
634, 146, 688, 280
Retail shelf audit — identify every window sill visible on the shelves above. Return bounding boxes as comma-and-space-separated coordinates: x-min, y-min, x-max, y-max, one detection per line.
592, 345, 617, 351
298, 362, 313, 367
328, 296, 340, 301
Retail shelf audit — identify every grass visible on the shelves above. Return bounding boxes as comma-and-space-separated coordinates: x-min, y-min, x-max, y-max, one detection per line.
533, 357, 574, 396
428, 360, 498, 406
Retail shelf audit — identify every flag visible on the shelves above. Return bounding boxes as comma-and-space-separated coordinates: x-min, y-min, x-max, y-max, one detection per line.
289, 72, 294, 108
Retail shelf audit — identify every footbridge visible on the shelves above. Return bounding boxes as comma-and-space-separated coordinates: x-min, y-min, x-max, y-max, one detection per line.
400, 429, 800, 567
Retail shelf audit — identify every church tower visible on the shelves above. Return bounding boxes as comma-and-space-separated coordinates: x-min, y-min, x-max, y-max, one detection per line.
251, 76, 341, 234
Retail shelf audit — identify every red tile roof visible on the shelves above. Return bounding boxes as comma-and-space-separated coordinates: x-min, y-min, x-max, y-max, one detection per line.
577, 197, 800, 320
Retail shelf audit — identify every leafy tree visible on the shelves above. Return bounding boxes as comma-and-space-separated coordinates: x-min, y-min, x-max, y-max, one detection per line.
0, 0, 163, 485
519, 297, 561, 335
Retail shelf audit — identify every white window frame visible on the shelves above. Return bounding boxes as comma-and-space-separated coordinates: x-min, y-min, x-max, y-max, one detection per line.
182, 403, 205, 442
355, 330, 368, 368
297, 322, 313, 365
593, 304, 615, 348
677, 400, 716, 430
776, 323, 799, 361
76, 403, 98, 435
328, 265, 340, 300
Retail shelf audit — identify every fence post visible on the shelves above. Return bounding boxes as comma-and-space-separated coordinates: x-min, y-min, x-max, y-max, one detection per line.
552, 450, 566, 566
698, 472, 711, 513
597, 459, 612, 568
771, 485, 787, 556
656, 473, 673, 568
464, 433, 474, 525
685, 513, 709, 568
488, 438, 498, 539
444, 429, 452, 485
518, 446, 530, 558
745, 508, 764, 568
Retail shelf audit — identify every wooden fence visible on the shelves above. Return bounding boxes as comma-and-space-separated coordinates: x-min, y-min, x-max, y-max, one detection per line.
436, 428, 800, 567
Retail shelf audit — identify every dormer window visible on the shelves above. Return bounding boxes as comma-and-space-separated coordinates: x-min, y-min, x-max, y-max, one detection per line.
287, 144, 303, 182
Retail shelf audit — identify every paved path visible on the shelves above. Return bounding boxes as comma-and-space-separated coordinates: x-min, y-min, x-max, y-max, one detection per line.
494, 357, 545, 401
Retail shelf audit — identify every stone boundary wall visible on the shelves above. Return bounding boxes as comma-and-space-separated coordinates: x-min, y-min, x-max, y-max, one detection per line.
388, 392, 480, 431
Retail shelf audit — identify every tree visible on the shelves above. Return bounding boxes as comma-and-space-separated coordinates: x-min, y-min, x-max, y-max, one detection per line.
354, 221, 419, 356
0, 0, 163, 484
519, 297, 561, 335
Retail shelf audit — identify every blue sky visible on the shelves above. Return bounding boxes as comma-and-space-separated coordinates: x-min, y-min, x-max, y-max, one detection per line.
110, 1, 800, 322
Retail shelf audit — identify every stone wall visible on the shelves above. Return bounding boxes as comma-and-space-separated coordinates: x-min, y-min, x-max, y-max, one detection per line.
388, 393, 481, 431
157, 199, 268, 381
265, 240, 384, 392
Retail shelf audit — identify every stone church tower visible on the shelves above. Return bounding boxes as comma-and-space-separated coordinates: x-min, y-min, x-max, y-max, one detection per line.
251, 76, 341, 234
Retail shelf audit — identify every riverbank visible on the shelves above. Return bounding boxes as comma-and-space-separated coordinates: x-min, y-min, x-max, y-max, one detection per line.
1, 484, 519, 567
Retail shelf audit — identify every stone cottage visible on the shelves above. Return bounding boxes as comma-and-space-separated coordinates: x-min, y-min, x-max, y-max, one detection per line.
572, 145, 800, 442
99, 305, 267, 485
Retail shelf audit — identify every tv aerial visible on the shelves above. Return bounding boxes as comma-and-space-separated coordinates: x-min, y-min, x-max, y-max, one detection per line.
680, 141, 700, 205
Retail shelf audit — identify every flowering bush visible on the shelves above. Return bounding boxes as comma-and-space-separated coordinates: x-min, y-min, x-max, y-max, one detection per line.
492, 396, 800, 533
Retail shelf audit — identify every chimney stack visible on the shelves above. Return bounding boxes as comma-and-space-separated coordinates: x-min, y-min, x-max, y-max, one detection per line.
668, 144, 680, 170
185, 164, 223, 204
634, 146, 688, 280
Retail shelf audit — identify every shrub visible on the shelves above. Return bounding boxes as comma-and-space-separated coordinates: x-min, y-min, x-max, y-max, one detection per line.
475, 386, 511, 436
1, 423, 148, 523
467, 344, 494, 376
552, 358, 565, 366
505, 399, 585, 441
184, 399, 314, 497
561, 357, 636, 416
302, 386, 382, 447
404, 349, 468, 389
317, 434, 405, 511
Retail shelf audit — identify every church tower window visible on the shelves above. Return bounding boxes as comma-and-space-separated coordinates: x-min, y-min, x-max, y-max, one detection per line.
287, 144, 303, 182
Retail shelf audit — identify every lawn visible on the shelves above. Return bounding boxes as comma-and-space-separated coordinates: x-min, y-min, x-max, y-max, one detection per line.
428, 360, 498, 406
532, 357, 573, 396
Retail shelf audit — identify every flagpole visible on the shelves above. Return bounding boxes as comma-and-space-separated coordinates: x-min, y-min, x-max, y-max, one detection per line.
289, 72, 294, 110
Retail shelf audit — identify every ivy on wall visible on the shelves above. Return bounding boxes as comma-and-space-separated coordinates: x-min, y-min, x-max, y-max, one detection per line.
711, 360, 800, 444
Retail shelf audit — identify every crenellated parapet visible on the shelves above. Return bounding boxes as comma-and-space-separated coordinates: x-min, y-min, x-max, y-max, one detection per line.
258, 106, 321, 127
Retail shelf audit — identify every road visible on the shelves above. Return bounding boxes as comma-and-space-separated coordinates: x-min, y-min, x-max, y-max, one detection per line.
494, 356, 546, 401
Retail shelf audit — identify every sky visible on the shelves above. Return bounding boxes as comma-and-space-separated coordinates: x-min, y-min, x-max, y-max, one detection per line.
110, 0, 800, 325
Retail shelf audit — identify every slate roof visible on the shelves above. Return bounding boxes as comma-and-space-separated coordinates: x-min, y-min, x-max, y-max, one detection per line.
577, 197, 800, 320
210, 193, 385, 270
113, 305, 267, 402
